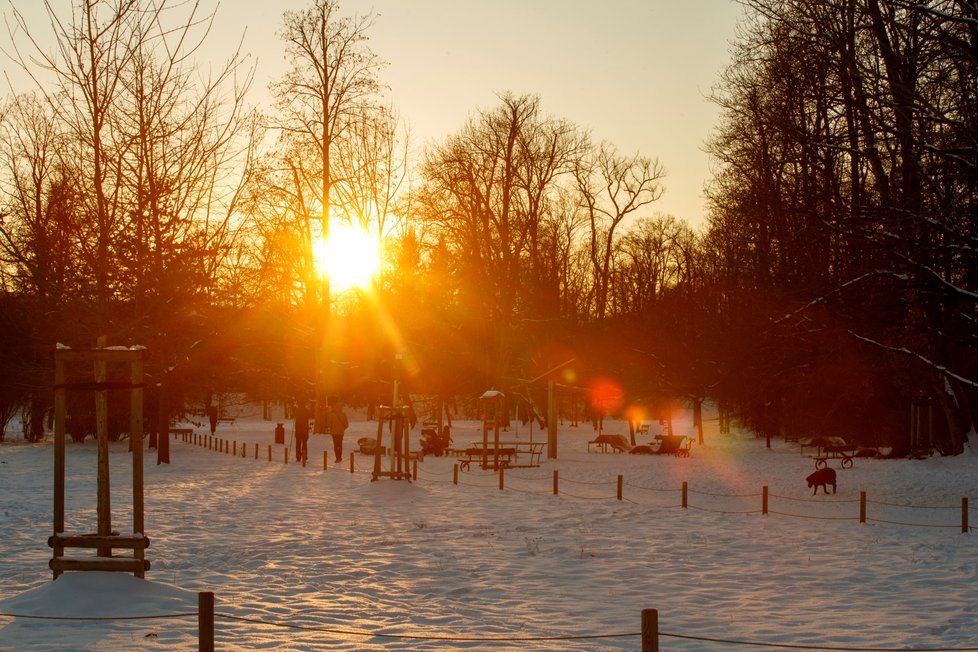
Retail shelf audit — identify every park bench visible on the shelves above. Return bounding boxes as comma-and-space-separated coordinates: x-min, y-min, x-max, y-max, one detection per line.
629, 434, 692, 457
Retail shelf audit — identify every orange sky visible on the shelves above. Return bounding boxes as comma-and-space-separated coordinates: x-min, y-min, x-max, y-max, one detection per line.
5, 1, 744, 228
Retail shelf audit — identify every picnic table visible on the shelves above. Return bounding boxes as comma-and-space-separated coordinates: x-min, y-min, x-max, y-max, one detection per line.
459, 446, 516, 471
799, 436, 855, 469
588, 434, 632, 453
499, 441, 544, 467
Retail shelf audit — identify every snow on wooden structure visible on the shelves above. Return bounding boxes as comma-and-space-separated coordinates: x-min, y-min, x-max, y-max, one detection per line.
49, 344, 150, 578
371, 405, 413, 481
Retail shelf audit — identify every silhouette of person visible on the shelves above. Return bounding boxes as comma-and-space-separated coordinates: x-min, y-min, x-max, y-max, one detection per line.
207, 405, 218, 435
294, 401, 310, 464
327, 401, 349, 463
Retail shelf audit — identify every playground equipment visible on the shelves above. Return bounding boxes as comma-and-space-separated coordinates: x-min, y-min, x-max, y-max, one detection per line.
49, 344, 150, 578
371, 405, 413, 481
479, 390, 507, 470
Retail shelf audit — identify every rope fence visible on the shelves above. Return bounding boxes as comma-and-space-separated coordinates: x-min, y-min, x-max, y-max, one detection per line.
5, 600, 978, 651
173, 432, 975, 532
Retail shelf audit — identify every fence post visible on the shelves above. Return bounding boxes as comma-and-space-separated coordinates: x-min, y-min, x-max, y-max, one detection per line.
233, 440, 237, 456
762, 485, 768, 515
199, 591, 214, 652
350, 454, 354, 474
324, 451, 328, 471
860, 491, 867, 523
617, 474, 623, 501
267, 444, 271, 462
963, 497, 969, 534
413, 458, 418, 481
641, 608, 658, 652
254, 443, 258, 460
454, 463, 459, 485
682, 481, 688, 509
499, 466, 505, 491
553, 469, 559, 495
284, 448, 288, 465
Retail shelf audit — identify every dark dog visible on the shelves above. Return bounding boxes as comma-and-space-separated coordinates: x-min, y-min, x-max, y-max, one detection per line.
806, 467, 837, 495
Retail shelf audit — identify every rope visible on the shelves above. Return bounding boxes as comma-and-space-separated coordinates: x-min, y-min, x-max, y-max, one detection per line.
560, 477, 616, 486
770, 493, 861, 504
558, 489, 616, 500
5, 611, 977, 650
687, 504, 762, 515
865, 517, 963, 529
866, 499, 960, 510
216, 612, 636, 641
689, 488, 762, 498
768, 510, 860, 521
663, 630, 978, 651
0, 611, 196, 621
621, 481, 678, 493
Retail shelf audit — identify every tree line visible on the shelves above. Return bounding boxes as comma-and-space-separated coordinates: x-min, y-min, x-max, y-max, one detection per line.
1, 0, 975, 457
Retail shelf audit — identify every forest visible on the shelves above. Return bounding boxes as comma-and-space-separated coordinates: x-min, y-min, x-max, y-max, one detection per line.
0, 0, 975, 457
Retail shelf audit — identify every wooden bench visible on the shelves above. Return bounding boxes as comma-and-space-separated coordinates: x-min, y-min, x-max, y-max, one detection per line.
48, 532, 151, 575
629, 435, 692, 457
459, 447, 516, 470
588, 434, 632, 453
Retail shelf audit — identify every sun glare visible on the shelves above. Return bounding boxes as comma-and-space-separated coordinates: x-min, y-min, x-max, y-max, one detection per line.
312, 223, 382, 293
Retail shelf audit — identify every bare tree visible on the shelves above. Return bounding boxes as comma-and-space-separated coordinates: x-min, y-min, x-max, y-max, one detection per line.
269, 0, 384, 424
574, 142, 665, 320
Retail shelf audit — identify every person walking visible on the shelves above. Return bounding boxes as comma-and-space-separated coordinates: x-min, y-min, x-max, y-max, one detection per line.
294, 401, 310, 464
327, 401, 349, 463
207, 405, 218, 435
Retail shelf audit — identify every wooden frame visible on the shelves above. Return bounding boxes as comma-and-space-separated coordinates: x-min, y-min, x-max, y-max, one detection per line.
50, 346, 149, 578
371, 405, 413, 481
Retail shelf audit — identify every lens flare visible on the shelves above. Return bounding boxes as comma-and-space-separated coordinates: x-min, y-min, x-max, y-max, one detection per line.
313, 223, 382, 292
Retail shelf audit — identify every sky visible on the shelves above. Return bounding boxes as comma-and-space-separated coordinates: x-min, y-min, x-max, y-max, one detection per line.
2, 406, 977, 649
4, 1, 745, 228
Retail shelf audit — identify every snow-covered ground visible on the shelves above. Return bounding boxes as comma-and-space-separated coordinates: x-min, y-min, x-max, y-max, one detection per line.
1, 408, 976, 650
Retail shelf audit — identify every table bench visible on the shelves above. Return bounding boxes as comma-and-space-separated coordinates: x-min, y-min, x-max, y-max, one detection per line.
499, 441, 544, 467
459, 447, 516, 471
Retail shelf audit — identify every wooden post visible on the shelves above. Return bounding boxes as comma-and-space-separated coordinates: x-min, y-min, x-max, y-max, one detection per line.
53, 355, 66, 579
641, 608, 658, 652
682, 481, 688, 509
199, 591, 214, 652
254, 443, 258, 460
553, 469, 559, 495
324, 451, 328, 470
499, 466, 505, 491
547, 380, 557, 459
413, 458, 418, 481
267, 444, 271, 462
284, 448, 288, 465
453, 463, 459, 485
350, 454, 354, 474
762, 486, 768, 515
963, 497, 969, 534
130, 351, 145, 578
617, 475, 623, 501
95, 338, 111, 556
860, 491, 867, 523
233, 441, 237, 456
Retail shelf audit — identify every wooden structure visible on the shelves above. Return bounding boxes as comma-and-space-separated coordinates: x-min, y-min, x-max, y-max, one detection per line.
49, 345, 150, 578
479, 390, 507, 470
371, 405, 412, 481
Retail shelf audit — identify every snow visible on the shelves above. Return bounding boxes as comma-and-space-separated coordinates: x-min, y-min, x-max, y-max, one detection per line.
2, 408, 977, 650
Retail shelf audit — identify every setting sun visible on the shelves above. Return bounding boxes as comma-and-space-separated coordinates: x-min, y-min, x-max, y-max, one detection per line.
312, 223, 382, 293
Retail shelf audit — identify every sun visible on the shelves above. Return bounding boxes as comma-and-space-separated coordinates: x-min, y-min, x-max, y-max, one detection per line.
312, 222, 382, 293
